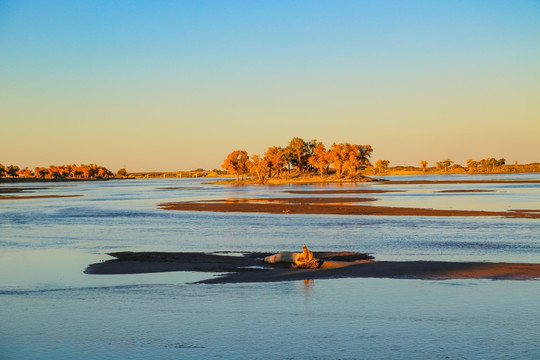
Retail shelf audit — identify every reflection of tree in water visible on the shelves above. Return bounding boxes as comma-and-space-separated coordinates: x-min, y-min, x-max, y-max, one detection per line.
303, 279, 314, 298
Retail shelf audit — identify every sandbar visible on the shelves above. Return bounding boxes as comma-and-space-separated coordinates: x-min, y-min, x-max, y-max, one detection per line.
85, 251, 540, 283
0, 187, 49, 193
159, 197, 540, 219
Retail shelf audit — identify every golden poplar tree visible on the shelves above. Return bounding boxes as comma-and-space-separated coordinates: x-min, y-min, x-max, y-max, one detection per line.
221, 150, 250, 181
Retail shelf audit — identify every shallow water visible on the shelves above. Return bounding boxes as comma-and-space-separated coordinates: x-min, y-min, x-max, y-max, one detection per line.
1, 174, 539, 359
2, 278, 539, 360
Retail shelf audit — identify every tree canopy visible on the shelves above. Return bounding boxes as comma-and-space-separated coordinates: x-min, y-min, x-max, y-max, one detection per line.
221, 137, 373, 182
221, 150, 250, 181
0, 163, 114, 180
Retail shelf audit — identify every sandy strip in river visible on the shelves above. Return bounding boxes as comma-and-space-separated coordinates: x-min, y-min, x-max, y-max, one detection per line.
159, 198, 540, 219
85, 251, 540, 283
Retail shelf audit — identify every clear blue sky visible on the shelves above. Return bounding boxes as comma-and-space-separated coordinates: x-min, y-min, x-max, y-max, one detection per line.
1, 0, 539, 171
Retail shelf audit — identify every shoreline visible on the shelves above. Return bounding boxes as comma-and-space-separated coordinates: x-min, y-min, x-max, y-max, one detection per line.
207, 176, 540, 186
85, 251, 540, 283
0, 178, 120, 183
2, 176, 538, 186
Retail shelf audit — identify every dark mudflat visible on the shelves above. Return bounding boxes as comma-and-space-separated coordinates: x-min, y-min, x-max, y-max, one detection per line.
85, 251, 540, 284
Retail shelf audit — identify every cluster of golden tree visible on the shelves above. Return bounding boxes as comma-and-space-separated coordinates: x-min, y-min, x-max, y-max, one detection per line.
374, 159, 390, 174
221, 137, 373, 182
0, 163, 114, 179
466, 158, 506, 173
432, 158, 506, 173
414, 158, 507, 173
435, 158, 454, 172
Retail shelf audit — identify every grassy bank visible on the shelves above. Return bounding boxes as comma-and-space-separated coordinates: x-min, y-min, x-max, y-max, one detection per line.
208, 174, 382, 185
376, 163, 540, 176
209, 163, 540, 185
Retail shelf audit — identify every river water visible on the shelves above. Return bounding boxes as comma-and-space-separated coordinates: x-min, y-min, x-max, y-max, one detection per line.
1, 174, 539, 359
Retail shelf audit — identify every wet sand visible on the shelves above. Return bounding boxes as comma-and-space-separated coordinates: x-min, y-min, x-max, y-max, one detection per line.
159, 198, 540, 219
85, 251, 540, 283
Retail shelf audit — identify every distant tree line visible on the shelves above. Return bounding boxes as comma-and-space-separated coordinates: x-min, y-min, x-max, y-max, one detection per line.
411, 158, 508, 173
371, 158, 538, 175
221, 137, 373, 182
426, 157, 507, 173
0, 163, 114, 180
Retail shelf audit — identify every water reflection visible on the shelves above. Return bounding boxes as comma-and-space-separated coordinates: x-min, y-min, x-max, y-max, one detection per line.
303, 279, 314, 298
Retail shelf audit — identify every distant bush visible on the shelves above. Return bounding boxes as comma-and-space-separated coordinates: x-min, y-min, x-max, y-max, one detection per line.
0, 164, 113, 180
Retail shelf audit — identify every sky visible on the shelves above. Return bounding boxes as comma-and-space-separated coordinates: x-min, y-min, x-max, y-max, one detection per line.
1, 0, 539, 172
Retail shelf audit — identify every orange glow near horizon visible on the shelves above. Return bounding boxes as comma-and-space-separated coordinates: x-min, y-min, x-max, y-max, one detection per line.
1, 1, 538, 172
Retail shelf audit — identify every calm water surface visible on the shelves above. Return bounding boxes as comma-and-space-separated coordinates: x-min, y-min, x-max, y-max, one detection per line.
1, 174, 539, 359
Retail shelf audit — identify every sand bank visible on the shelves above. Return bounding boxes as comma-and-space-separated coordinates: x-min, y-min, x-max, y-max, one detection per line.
85, 251, 540, 283
0, 187, 51, 193
159, 197, 540, 219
